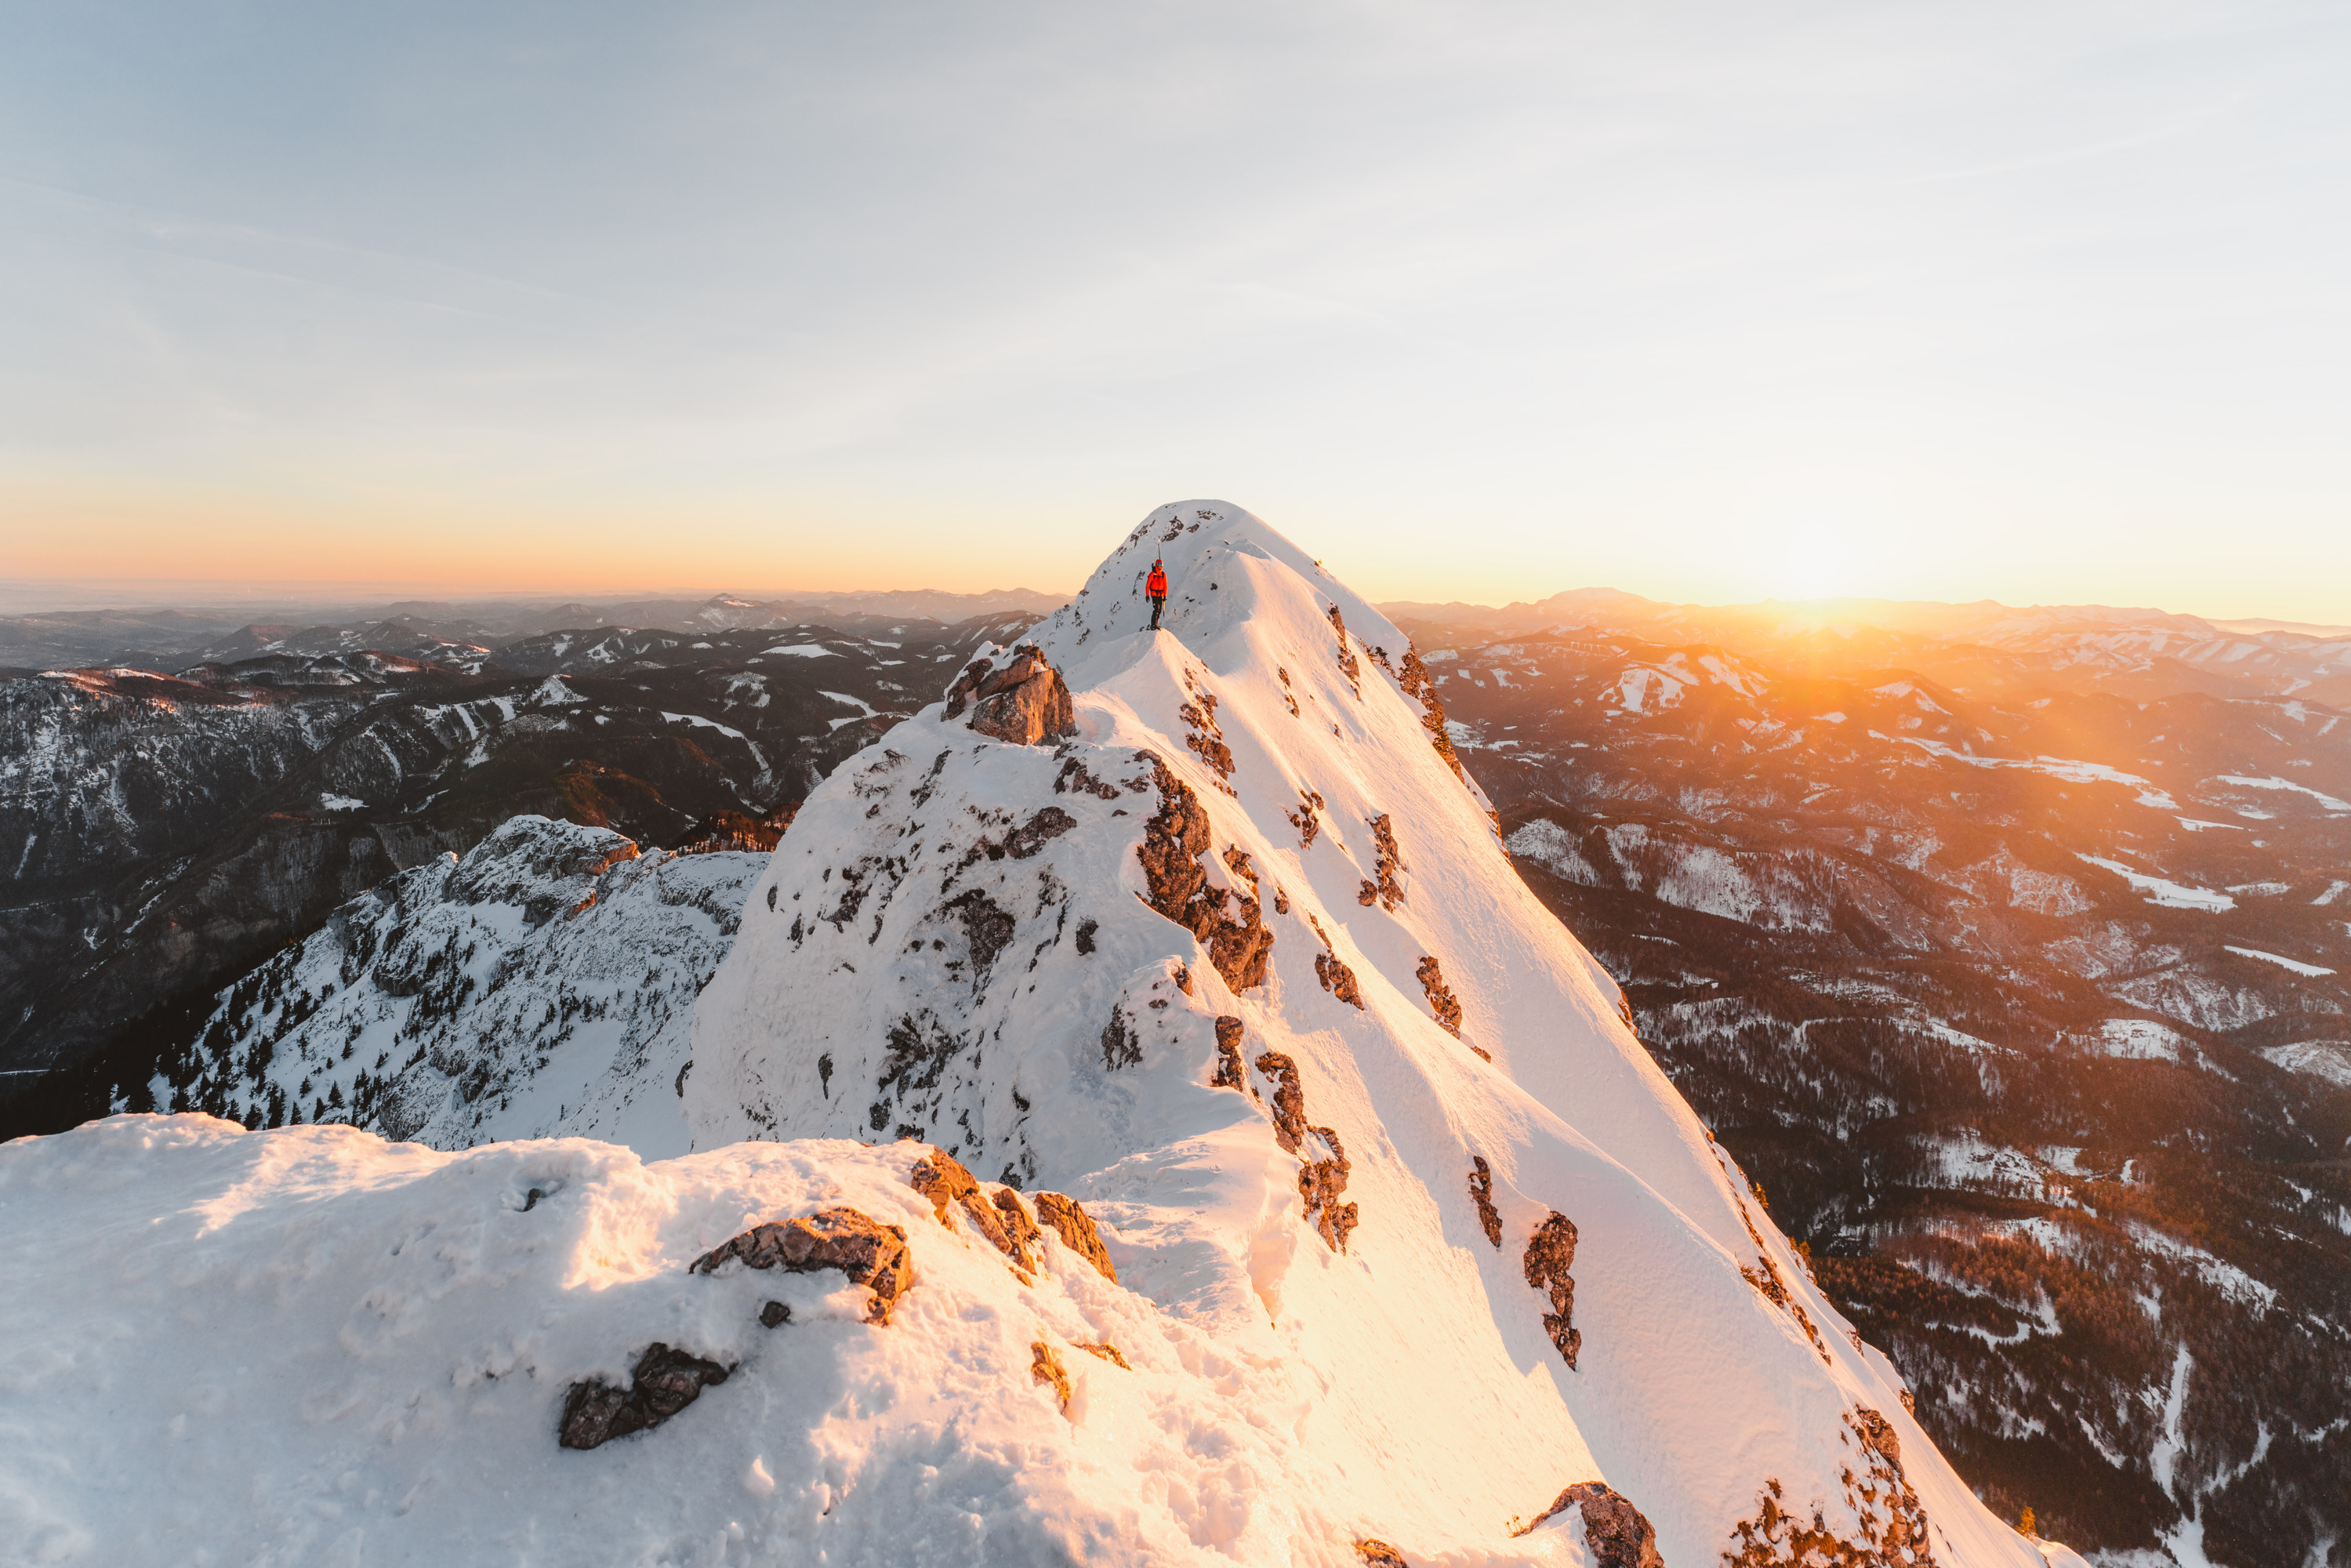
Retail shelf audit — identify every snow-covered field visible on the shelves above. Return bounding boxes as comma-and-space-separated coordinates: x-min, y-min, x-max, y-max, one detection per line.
0, 504, 2067, 1566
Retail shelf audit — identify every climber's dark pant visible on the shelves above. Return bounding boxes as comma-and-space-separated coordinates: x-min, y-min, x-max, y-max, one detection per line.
1148, 596, 1165, 630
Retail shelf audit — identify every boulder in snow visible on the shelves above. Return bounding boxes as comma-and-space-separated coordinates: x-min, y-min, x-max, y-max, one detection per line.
688, 1207, 915, 1324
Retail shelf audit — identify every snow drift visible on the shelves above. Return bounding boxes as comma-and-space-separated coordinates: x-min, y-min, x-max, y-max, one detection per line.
0, 503, 2074, 1566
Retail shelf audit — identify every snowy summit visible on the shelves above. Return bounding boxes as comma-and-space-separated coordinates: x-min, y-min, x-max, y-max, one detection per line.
2, 503, 2070, 1566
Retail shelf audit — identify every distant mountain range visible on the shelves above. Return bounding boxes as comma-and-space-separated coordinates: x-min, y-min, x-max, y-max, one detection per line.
0, 587, 1070, 673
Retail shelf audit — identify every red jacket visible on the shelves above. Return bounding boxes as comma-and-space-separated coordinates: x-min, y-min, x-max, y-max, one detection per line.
1146, 567, 1168, 597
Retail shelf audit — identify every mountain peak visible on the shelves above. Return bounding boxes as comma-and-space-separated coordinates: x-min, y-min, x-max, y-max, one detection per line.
684, 502, 2046, 1564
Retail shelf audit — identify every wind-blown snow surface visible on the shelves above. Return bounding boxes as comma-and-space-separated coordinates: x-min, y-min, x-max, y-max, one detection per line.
683, 503, 2048, 1565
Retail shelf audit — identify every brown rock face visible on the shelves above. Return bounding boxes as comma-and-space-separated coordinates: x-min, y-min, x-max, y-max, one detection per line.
1134, 752, 1274, 991
1517, 1482, 1663, 1568
1212, 1015, 1249, 1089
1032, 1191, 1118, 1282
1181, 689, 1236, 785
1726, 1410, 1934, 1567
1315, 952, 1364, 1008
1298, 1127, 1359, 1253
689, 1207, 916, 1325
558, 1342, 732, 1450
1075, 1340, 1131, 1369
989, 1189, 1043, 1270
1327, 606, 1363, 696
1255, 1051, 1307, 1152
1523, 1210, 1583, 1369
1354, 1541, 1410, 1567
947, 644, 1077, 744
1468, 1156, 1504, 1248
1361, 813, 1405, 910
1030, 1341, 1072, 1409
1254, 1050, 1358, 1250
973, 667, 1077, 744
908, 1149, 982, 1221
909, 1150, 1036, 1267
1417, 955, 1464, 1038
1396, 644, 1468, 785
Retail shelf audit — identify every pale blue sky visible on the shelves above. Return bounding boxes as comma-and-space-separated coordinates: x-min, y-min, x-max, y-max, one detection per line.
3, 1, 2347, 618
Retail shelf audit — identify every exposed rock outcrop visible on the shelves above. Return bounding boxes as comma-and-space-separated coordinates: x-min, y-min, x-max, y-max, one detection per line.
1523, 1210, 1582, 1369
1212, 1015, 1249, 1089
989, 1189, 1043, 1272
1030, 1341, 1072, 1410
1514, 1481, 1663, 1568
1256, 1050, 1358, 1251
688, 1207, 915, 1325
908, 1149, 1035, 1269
1359, 813, 1404, 910
1417, 955, 1467, 1042
1725, 1409, 1934, 1567
1468, 1156, 1504, 1248
1315, 953, 1364, 1008
1075, 1340, 1131, 1369
1327, 605, 1362, 696
1032, 1191, 1117, 1282
1134, 753, 1273, 990
558, 1342, 733, 1450
1395, 644, 1468, 785
946, 644, 1078, 745
1354, 1541, 1410, 1567
1181, 687, 1236, 786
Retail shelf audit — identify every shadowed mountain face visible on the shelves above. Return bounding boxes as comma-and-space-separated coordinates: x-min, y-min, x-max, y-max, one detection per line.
1394, 612, 2351, 1566
0, 612, 1035, 1122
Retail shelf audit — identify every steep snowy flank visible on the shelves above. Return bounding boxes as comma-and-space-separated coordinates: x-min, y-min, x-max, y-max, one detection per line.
160, 815, 760, 1158
684, 503, 2052, 1565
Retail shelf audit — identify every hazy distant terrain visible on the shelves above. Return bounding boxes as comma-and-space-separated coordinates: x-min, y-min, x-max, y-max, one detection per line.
1396, 593, 2350, 1563
0, 597, 1039, 1109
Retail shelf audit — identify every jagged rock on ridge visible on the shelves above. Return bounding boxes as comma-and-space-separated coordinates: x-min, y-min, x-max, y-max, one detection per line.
1353, 1539, 1410, 1567
689, 1207, 915, 1324
1515, 1481, 1663, 1568
1031, 1191, 1117, 1283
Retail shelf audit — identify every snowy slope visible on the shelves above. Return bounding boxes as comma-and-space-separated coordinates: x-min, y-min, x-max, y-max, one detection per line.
684, 503, 2056, 1565
161, 815, 761, 1158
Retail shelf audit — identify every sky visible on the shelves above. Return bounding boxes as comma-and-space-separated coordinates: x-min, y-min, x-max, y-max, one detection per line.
2, 0, 2348, 619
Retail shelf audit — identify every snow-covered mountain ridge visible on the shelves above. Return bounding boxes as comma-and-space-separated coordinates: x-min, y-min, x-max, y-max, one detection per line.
1, 505, 2079, 1566
677, 503, 2059, 1563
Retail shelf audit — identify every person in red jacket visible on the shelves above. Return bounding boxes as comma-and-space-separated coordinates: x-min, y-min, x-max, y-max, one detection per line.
1145, 558, 1168, 630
